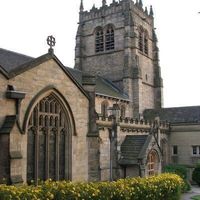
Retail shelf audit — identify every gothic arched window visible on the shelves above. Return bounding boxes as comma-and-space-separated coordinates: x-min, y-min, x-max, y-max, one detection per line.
105, 26, 114, 51
101, 100, 109, 118
95, 28, 104, 53
27, 93, 72, 184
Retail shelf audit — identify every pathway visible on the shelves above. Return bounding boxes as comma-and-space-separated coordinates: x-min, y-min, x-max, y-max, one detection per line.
181, 186, 200, 200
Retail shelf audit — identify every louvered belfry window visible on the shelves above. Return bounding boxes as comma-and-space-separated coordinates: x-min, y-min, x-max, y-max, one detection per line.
144, 33, 148, 55
138, 28, 149, 56
105, 26, 114, 51
95, 28, 104, 52
139, 31, 143, 52
95, 25, 115, 53
27, 93, 71, 184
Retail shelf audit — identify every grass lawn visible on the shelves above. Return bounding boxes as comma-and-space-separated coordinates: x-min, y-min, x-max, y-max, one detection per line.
191, 195, 200, 200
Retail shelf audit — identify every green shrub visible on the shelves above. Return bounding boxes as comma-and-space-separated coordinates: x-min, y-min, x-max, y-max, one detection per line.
164, 164, 191, 192
164, 164, 187, 179
192, 165, 200, 186
0, 173, 184, 200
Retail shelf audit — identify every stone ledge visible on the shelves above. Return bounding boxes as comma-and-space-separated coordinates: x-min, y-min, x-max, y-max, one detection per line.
10, 151, 22, 159
10, 175, 23, 184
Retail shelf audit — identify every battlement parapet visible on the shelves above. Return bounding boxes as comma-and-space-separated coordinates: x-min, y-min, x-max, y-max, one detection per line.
79, 0, 153, 23
96, 115, 169, 132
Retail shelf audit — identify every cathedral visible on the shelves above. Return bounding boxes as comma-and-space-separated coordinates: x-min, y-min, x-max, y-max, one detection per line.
0, 0, 200, 184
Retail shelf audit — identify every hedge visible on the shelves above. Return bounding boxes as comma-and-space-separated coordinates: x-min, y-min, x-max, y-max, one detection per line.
164, 164, 191, 192
0, 173, 184, 200
192, 164, 200, 186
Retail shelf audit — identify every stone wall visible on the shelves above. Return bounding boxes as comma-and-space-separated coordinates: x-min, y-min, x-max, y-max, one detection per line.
169, 123, 200, 166
0, 59, 90, 182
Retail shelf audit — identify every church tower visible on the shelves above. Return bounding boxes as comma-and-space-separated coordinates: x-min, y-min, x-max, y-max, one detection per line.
75, 0, 163, 117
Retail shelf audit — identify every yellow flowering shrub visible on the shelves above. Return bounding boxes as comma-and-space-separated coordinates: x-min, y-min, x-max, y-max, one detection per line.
0, 173, 184, 200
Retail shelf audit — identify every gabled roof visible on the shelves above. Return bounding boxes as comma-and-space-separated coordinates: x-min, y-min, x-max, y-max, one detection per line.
0, 48, 129, 101
144, 106, 200, 123
0, 48, 89, 99
0, 48, 34, 73
96, 76, 129, 101
67, 67, 129, 101
119, 135, 148, 165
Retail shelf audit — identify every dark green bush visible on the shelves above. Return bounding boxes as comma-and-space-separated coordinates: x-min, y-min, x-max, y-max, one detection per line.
164, 164, 187, 179
164, 164, 191, 192
192, 165, 200, 186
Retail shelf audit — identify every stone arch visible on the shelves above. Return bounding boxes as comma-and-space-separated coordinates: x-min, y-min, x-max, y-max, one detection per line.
23, 86, 76, 135
24, 87, 75, 184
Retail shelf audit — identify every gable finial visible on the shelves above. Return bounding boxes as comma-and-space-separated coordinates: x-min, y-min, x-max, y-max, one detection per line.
102, 0, 107, 7
80, 0, 84, 12
150, 5, 154, 16
47, 35, 56, 54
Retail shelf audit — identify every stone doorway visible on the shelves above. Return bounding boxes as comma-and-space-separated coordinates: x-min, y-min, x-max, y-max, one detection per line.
147, 150, 159, 176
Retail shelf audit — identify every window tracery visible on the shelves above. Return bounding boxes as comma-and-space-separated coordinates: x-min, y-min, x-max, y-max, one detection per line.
27, 93, 71, 183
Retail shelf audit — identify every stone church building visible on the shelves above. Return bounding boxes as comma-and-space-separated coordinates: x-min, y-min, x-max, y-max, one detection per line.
0, 0, 199, 184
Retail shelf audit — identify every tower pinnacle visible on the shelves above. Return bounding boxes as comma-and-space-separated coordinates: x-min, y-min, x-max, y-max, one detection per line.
102, 0, 107, 7
150, 5, 154, 16
80, 0, 84, 12
139, 0, 143, 8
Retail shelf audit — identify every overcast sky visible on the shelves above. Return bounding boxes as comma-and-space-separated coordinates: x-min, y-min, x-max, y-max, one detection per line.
1, 0, 200, 108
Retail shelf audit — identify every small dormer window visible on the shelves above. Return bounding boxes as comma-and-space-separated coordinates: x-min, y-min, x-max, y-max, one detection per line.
120, 104, 126, 118
101, 100, 109, 118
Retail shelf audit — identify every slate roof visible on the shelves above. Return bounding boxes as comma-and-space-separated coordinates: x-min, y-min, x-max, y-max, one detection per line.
0, 48, 129, 101
67, 67, 129, 101
144, 106, 200, 123
119, 135, 148, 165
0, 48, 34, 73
